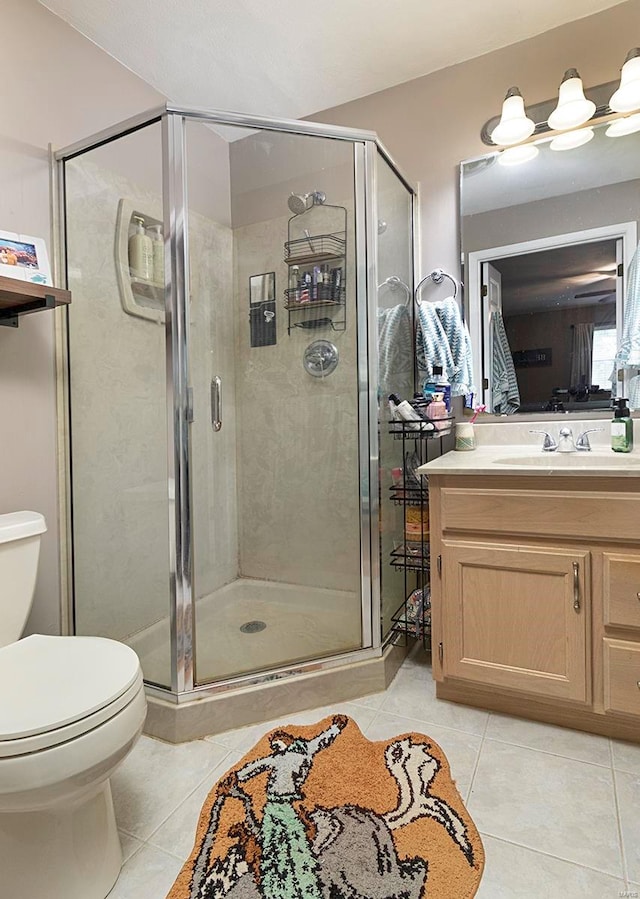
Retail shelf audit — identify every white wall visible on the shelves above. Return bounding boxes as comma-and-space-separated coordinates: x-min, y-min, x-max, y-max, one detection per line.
309, 1, 640, 281
0, 0, 163, 636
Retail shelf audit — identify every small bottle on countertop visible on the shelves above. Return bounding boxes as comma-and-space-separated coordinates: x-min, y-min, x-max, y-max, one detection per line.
129, 215, 153, 282
611, 397, 634, 453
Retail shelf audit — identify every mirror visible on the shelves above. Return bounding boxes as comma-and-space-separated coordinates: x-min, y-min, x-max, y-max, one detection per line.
249, 271, 276, 348
249, 271, 275, 305
461, 119, 640, 415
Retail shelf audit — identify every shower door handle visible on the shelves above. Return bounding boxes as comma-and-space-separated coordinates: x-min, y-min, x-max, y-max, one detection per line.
211, 377, 222, 431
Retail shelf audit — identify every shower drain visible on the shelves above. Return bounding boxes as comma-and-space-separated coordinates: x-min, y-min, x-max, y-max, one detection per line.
240, 620, 267, 634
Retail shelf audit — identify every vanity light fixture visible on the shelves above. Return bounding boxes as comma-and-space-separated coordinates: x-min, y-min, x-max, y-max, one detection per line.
550, 127, 594, 152
609, 48, 640, 113
498, 144, 539, 166
483, 49, 640, 154
605, 112, 640, 137
547, 69, 596, 131
490, 87, 536, 146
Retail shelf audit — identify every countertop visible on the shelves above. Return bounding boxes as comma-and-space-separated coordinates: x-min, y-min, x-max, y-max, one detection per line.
417, 444, 640, 477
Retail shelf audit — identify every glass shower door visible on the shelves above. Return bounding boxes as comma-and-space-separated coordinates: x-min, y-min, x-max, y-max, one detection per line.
64, 121, 172, 688
183, 117, 366, 684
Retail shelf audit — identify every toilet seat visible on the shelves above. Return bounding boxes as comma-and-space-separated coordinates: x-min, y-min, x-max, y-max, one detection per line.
0, 634, 143, 757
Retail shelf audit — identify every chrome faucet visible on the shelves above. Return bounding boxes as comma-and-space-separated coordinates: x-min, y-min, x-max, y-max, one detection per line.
575, 427, 604, 451
530, 426, 605, 453
556, 427, 575, 453
529, 430, 558, 452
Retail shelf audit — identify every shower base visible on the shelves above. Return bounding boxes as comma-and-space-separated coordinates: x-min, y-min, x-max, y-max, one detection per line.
131, 577, 407, 743
129, 577, 362, 686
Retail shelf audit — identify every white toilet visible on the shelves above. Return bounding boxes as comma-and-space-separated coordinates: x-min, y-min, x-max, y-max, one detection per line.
0, 511, 147, 899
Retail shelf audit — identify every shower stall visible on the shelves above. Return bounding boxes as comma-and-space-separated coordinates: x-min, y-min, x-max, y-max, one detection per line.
54, 105, 416, 739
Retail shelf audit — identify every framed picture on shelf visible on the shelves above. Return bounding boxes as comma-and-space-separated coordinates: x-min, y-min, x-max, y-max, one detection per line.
0, 230, 51, 286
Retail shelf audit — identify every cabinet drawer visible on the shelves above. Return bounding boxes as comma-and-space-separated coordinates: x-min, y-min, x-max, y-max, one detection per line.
603, 639, 640, 717
604, 554, 640, 630
440, 486, 640, 540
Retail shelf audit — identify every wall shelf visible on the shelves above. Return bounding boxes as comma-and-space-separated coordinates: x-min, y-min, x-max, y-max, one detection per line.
0, 276, 71, 328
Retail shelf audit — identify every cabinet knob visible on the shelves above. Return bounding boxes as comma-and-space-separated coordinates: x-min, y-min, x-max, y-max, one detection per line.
637, 592, 640, 601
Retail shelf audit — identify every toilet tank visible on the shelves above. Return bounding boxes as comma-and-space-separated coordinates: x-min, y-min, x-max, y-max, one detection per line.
0, 512, 47, 647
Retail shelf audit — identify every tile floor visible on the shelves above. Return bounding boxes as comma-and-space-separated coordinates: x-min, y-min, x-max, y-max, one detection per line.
109, 646, 640, 898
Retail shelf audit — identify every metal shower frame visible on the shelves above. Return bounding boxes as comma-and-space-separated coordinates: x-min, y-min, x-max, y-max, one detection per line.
53, 103, 418, 704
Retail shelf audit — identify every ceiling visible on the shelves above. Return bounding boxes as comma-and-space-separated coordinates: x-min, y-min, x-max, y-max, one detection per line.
39, 0, 626, 120
493, 240, 618, 314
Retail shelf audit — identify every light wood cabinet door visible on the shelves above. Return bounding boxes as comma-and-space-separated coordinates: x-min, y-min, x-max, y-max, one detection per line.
441, 542, 590, 703
603, 639, 640, 717
603, 553, 640, 631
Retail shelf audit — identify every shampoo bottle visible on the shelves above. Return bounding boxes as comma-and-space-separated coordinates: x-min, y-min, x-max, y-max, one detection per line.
149, 224, 164, 287
129, 215, 153, 282
611, 398, 634, 453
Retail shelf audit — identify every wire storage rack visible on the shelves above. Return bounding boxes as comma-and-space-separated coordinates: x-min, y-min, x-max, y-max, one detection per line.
283, 203, 347, 334
387, 414, 453, 649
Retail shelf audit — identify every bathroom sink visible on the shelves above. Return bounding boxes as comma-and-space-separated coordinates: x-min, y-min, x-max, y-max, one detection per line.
493, 452, 640, 468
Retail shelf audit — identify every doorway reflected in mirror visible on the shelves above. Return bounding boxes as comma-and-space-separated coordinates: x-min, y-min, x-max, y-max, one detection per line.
484, 239, 617, 412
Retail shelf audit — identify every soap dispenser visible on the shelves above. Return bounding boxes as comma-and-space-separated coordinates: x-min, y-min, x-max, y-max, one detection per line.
611, 398, 634, 453
148, 224, 164, 287
128, 215, 153, 282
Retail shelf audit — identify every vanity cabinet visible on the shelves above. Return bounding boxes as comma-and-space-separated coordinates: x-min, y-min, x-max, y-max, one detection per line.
429, 475, 640, 742
441, 541, 589, 702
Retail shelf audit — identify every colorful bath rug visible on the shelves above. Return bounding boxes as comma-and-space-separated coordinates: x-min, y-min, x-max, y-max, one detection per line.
166, 715, 484, 899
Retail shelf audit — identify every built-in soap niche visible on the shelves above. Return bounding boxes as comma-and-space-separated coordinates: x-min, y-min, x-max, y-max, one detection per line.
115, 198, 164, 324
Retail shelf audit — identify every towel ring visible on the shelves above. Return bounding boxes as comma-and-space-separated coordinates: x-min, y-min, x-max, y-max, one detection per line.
414, 268, 460, 305
377, 275, 412, 306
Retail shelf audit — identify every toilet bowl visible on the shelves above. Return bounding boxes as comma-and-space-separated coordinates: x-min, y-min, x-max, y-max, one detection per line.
0, 512, 147, 899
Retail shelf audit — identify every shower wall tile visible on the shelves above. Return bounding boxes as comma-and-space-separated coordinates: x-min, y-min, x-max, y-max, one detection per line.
233, 205, 360, 593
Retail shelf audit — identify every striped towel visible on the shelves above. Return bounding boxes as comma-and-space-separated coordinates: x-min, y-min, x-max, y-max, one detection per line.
491, 310, 520, 414
614, 242, 640, 409
416, 297, 475, 397
377, 304, 414, 398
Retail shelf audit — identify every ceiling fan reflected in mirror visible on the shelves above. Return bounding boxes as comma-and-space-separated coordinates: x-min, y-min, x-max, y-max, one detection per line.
573, 287, 616, 300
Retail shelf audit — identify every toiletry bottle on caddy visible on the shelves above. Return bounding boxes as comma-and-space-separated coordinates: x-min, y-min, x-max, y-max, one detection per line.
388, 394, 435, 433
426, 392, 451, 435
611, 398, 634, 453
423, 365, 451, 412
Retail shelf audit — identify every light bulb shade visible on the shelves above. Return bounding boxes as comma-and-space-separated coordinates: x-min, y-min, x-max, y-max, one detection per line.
498, 144, 539, 166
550, 127, 594, 151
605, 112, 640, 137
609, 49, 640, 113
490, 87, 535, 146
547, 70, 596, 131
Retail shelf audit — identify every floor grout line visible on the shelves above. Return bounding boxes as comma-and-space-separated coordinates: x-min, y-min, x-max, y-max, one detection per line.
610, 738, 631, 887
465, 711, 490, 803
137, 748, 235, 844
478, 830, 628, 882
480, 734, 614, 768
